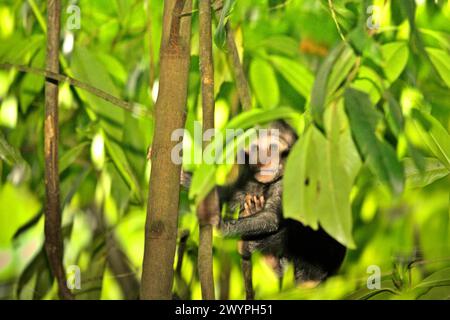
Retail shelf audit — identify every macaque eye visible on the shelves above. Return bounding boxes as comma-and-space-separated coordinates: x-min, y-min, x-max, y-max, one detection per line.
281, 150, 289, 157
269, 143, 279, 151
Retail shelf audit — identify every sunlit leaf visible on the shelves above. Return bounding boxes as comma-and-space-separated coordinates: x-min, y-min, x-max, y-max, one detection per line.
426, 47, 450, 88
250, 58, 279, 109
269, 55, 314, 98
71, 47, 124, 140
0, 183, 40, 246
416, 267, 450, 289
381, 42, 409, 83
404, 157, 449, 188
411, 108, 450, 170
104, 135, 141, 202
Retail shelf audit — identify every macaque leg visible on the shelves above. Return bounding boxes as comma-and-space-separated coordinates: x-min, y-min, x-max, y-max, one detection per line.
238, 238, 254, 300
238, 195, 264, 300
241, 255, 254, 300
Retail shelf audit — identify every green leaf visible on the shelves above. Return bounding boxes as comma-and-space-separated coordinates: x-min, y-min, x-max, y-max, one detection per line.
226, 107, 301, 130
419, 29, 450, 51
346, 280, 398, 300
0, 34, 44, 64
404, 157, 449, 188
97, 53, 128, 84
19, 49, 45, 113
284, 103, 360, 248
411, 108, 450, 170
260, 36, 299, 58
345, 88, 404, 195
71, 47, 124, 140
104, 135, 141, 202
416, 267, 450, 289
327, 44, 357, 96
382, 91, 404, 137
59, 142, 90, 173
351, 66, 383, 104
250, 58, 279, 109
16, 246, 52, 300
283, 127, 319, 229
0, 131, 27, 166
310, 43, 346, 126
0, 183, 41, 246
381, 42, 409, 83
426, 47, 450, 88
214, 0, 236, 50
269, 55, 314, 98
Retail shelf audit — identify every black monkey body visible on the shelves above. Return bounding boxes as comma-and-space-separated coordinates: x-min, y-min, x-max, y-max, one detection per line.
220, 176, 346, 285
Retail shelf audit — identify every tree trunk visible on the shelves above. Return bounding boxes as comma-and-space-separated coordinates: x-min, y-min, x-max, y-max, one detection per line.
140, 0, 192, 300
44, 0, 73, 301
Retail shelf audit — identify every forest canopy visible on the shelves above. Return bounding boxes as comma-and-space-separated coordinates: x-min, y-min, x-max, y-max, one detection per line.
0, 0, 449, 300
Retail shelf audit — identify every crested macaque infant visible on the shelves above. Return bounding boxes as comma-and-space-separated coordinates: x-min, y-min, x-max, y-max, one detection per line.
218, 121, 346, 290
181, 121, 346, 296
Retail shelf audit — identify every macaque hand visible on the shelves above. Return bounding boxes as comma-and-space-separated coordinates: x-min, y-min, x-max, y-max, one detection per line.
243, 194, 265, 217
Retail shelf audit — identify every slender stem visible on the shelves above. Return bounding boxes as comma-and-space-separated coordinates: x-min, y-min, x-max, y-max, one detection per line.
0, 63, 150, 117
328, 0, 346, 42
198, 0, 219, 300
44, 0, 73, 300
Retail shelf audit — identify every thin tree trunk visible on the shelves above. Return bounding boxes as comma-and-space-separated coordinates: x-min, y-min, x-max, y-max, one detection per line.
140, 0, 192, 300
43, 0, 73, 301
198, 0, 220, 300
225, 23, 252, 111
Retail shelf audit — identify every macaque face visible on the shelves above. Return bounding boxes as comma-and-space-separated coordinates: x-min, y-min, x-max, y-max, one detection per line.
246, 132, 290, 184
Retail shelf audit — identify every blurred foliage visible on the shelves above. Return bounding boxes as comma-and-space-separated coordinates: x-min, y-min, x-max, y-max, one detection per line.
0, 0, 449, 300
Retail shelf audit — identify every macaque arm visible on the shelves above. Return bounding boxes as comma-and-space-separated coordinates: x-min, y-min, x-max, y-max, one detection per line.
221, 181, 282, 237
220, 209, 280, 237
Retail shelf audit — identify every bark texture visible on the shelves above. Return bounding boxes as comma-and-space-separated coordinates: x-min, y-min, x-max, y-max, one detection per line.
44, 0, 73, 300
198, 0, 221, 300
140, 0, 192, 300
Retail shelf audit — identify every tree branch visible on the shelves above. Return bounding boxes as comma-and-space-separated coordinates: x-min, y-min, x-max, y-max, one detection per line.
0, 63, 150, 118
